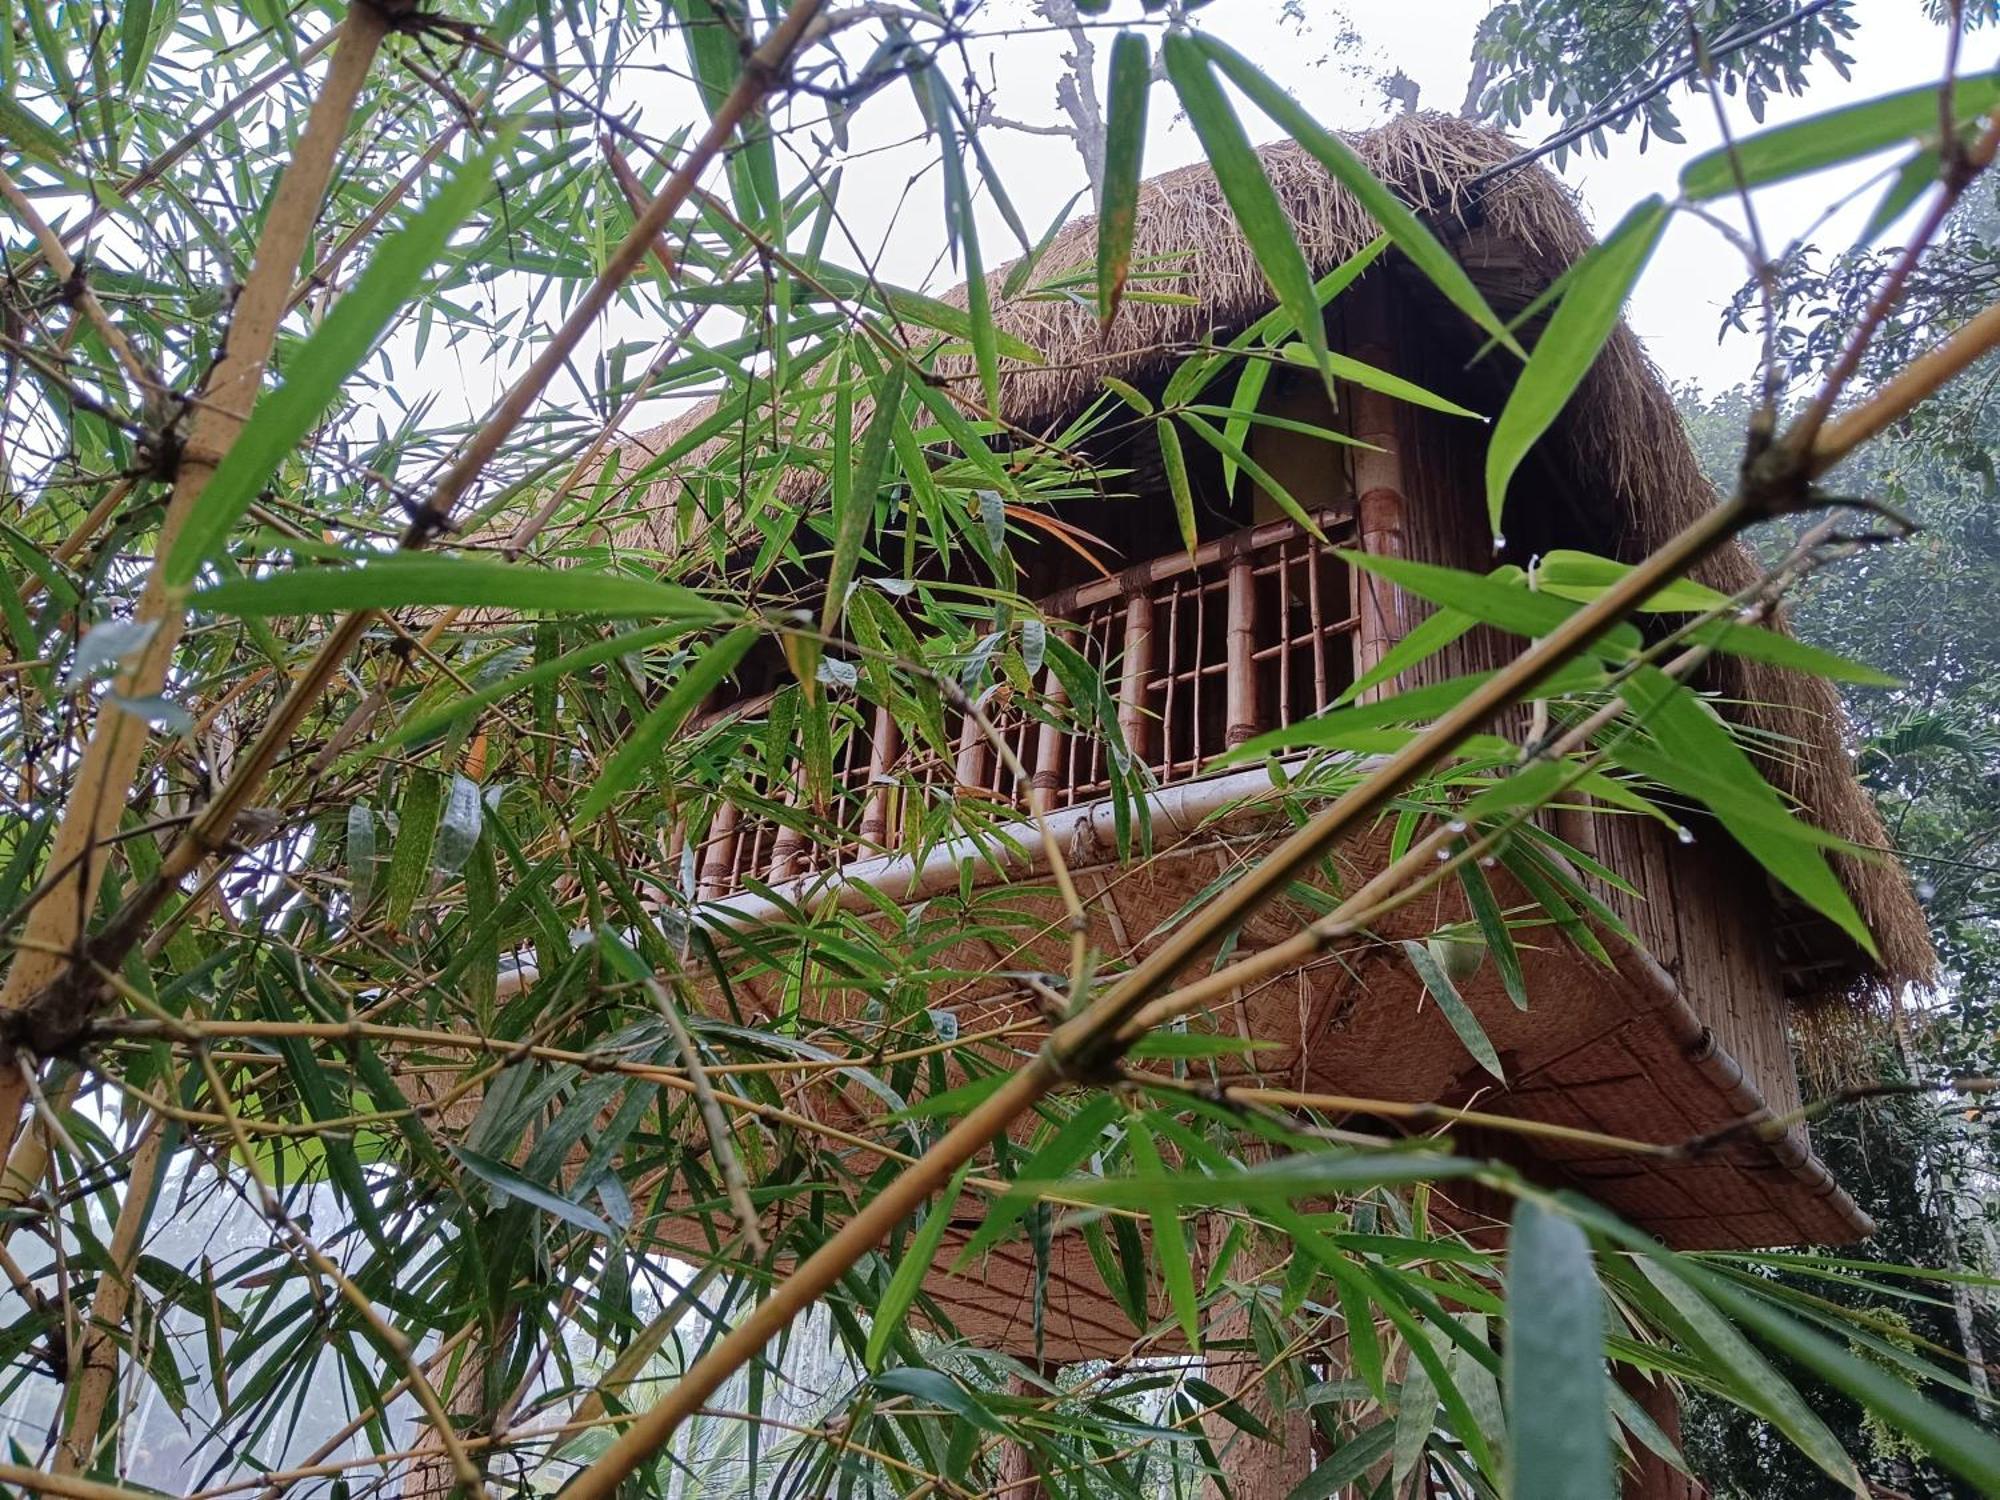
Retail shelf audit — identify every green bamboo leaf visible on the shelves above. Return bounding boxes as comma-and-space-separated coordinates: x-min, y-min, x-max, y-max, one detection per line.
1157, 417, 1197, 555
1456, 859, 1527, 1010
1293, 1420, 1394, 1500
823, 361, 904, 637
1681, 72, 2000, 201
1485, 196, 1669, 535
1025, 1149, 1476, 1209
1858, 147, 1940, 245
452, 1145, 614, 1238
117, 0, 157, 90
1162, 34, 1335, 393
1692, 1271, 2000, 1492
865, 1160, 972, 1371
383, 771, 442, 932
1218, 659, 1606, 767
1277, 342, 1483, 420
1535, 551, 1899, 684
1097, 33, 1150, 324
575, 626, 759, 828
1004, 188, 1085, 299
196, 558, 732, 621
1505, 1200, 1613, 1500
1617, 665, 1876, 956
1178, 411, 1327, 541
165, 144, 498, 586
1193, 35, 1521, 357
872, 1366, 1005, 1432
1343, 550, 1644, 658
1126, 1114, 1199, 1349
1629, 1258, 1864, 1489
953, 1095, 1120, 1270
1402, 938, 1503, 1081
0, 93, 68, 164
379, 623, 689, 752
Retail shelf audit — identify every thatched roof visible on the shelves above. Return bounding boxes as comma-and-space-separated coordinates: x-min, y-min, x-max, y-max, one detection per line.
599, 112, 1932, 1002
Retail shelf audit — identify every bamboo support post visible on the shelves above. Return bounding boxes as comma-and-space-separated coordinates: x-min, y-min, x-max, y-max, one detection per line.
1225, 552, 1259, 747
1345, 294, 1411, 697
1117, 590, 1155, 767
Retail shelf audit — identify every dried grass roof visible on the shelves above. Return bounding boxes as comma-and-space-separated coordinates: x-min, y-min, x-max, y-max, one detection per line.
605, 112, 1932, 1001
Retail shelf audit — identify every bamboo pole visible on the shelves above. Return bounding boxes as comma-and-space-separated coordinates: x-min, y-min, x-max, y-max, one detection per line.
0, 0, 393, 1162
54, 1118, 167, 1475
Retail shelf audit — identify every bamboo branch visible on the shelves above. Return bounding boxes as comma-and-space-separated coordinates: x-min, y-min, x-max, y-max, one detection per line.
0, 0, 393, 1166
0, 0, 832, 1076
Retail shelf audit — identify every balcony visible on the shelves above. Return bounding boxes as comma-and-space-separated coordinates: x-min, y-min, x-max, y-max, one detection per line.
680, 509, 1358, 901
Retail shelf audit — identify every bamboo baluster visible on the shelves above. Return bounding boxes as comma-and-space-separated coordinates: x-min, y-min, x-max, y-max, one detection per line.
1345, 294, 1412, 697
954, 697, 991, 794
767, 782, 807, 883
1306, 544, 1331, 710
1117, 588, 1155, 769
1225, 552, 1259, 748
696, 801, 741, 901
858, 702, 901, 850
1030, 633, 1071, 815
665, 819, 688, 892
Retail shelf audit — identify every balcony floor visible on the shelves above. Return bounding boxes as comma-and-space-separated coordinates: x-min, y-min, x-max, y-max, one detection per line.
684, 771, 1868, 1360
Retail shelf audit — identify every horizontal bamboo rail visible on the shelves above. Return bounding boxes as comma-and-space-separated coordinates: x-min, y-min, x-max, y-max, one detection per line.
687, 511, 1359, 896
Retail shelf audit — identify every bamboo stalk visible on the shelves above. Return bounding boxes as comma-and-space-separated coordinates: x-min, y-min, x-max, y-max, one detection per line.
2, 0, 835, 1074
0, 0, 394, 1158
54, 1117, 166, 1475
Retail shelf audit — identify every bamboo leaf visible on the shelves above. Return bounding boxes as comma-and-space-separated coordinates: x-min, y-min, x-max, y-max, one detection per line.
1277, 342, 1483, 420
1126, 1114, 1200, 1348
1163, 34, 1335, 393
1157, 417, 1197, 555
1402, 938, 1503, 1081
196, 559, 733, 621
1097, 33, 1150, 324
1616, 665, 1876, 956
865, 1160, 972, 1371
1023, 1149, 1477, 1209
379, 623, 689, 751
383, 771, 442, 933
1681, 72, 2000, 200
1484, 196, 1669, 535
823, 361, 904, 637
1504, 1200, 1613, 1500
575, 626, 759, 828
452, 1145, 615, 1238
165, 144, 498, 586
1194, 35, 1521, 356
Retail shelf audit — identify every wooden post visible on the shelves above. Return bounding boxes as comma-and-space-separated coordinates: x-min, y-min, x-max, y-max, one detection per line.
696, 801, 740, 901
768, 787, 806, 883
1225, 553, 1259, 747
1345, 292, 1411, 697
994, 1365, 1058, 1498
1030, 638, 1071, 815
1117, 589, 1154, 768
955, 698, 991, 794
1201, 1223, 1314, 1500
1619, 1373, 1708, 1500
858, 702, 901, 850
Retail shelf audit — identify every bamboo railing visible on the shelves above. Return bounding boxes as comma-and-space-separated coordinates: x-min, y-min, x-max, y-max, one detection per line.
688, 510, 1360, 898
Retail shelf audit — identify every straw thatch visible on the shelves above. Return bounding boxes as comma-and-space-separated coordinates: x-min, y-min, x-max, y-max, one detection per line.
603, 112, 1932, 1003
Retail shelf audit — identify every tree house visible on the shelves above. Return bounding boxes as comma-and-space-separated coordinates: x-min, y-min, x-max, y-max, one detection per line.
498, 116, 1932, 1498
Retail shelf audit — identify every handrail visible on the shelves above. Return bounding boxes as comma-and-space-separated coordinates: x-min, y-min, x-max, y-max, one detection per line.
690, 511, 1361, 896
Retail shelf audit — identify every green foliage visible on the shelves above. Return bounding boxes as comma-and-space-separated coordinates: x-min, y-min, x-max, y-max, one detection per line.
0, 6, 1991, 1498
